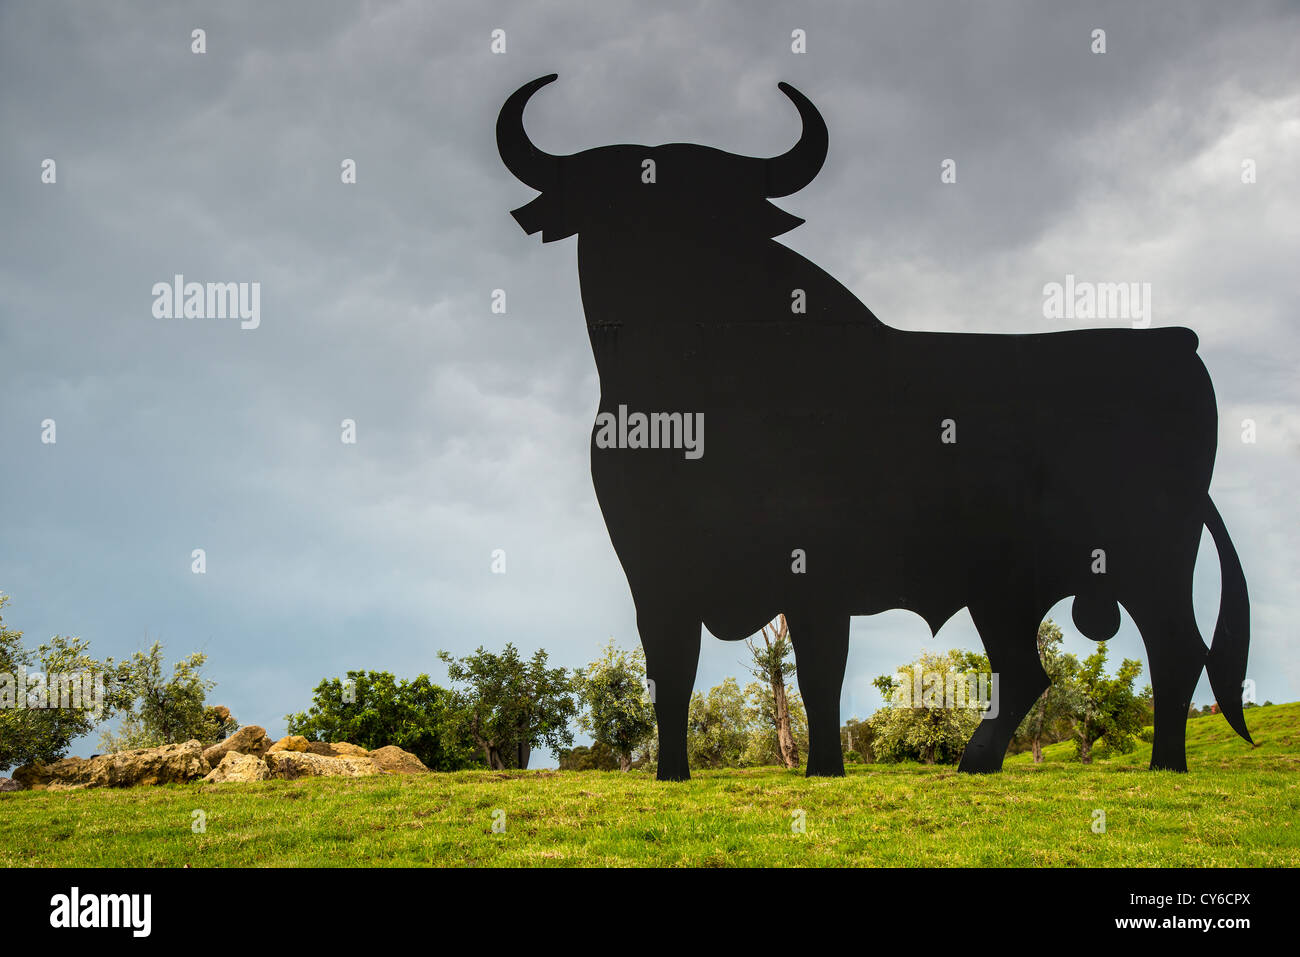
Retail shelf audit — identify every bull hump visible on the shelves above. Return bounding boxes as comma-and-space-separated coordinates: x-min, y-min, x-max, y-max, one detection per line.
1151, 326, 1199, 350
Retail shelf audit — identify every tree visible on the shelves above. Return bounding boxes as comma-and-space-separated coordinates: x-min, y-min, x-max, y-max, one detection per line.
686, 677, 750, 768
557, 742, 625, 771
1012, 620, 1081, 762
744, 615, 799, 768
99, 642, 229, 752
868, 649, 989, 764
0, 594, 119, 772
285, 670, 480, 771
840, 716, 876, 764
743, 680, 808, 767
573, 640, 655, 771
1071, 642, 1149, 763
438, 644, 577, 770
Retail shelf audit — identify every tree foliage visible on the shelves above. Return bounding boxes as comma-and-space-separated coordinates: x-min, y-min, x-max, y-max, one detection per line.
0, 595, 118, 771
286, 670, 480, 771
1072, 642, 1149, 763
438, 644, 577, 770
868, 649, 990, 764
99, 642, 232, 752
572, 640, 655, 771
1011, 620, 1082, 761
686, 677, 750, 769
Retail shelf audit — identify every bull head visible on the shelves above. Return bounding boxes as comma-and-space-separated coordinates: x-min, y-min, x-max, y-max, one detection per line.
497, 74, 829, 242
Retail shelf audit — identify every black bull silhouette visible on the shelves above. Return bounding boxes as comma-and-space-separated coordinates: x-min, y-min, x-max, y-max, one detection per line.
498, 75, 1252, 780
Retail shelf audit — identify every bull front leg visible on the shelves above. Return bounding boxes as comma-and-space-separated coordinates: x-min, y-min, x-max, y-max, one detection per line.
636, 606, 701, 781
959, 600, 1050, 773
786, 609, 850, 776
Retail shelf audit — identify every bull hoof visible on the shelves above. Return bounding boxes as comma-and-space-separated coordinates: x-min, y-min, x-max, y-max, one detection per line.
957, 745, 1005, 774
1149, 756, 1188, 773
805, 760, 845, 777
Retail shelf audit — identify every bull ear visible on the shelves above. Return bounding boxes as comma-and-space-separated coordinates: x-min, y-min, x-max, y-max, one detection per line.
511, 194, 578, 243
759, 203, 806, 238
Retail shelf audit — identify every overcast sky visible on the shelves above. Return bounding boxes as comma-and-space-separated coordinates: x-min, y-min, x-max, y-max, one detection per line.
1, 1, 1297, 764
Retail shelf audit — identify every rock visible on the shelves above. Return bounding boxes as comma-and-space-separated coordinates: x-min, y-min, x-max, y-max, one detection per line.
14, 740, 209, 790
203, 725, 271, 766
0, 777, 19, 792
302, 741, 370, 758
330, 742, 370, 757
264, 751, 379, 780
267, 735, 311, 754
13, 757, 88, 790
203, 752, 270, 784
366, 745, 429, 775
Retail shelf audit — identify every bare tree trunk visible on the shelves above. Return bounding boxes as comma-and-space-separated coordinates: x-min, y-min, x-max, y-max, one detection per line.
619, 752, 631, 772
766, 615, 799, 769
1031, 694, 1047, 763
773, 673, 798, 768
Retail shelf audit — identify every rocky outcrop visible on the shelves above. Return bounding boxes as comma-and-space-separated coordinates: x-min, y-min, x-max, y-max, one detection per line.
14, 740, 209, 790
366, 745, 430, 775
203, 725, 271, 767
13, 734, 430, 789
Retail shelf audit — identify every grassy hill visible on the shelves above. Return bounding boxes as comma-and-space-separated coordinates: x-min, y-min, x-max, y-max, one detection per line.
2, 703, 1296, 868
1006, 701, 1299, 769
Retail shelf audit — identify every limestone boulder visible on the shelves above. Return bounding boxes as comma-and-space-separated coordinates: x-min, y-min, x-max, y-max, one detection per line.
330, 742, 370, 757
264, 751, 379, 780
366, 745, 429, 775
14, 740, 209, 790
267, 735, 311, 754
203, 752, 271, 784
203, 725, 271, 766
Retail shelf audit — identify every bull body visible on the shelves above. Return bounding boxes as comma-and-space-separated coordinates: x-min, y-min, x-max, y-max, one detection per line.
499, 75, 1252, 779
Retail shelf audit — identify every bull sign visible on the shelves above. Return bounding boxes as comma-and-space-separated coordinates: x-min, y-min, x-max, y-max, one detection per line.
498, 75, 1251, 780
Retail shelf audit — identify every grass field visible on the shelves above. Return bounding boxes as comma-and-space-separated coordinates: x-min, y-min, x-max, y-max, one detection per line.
3, 703, 1296, 867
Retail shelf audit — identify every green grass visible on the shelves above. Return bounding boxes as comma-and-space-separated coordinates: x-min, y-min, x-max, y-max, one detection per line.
1006, 700, 1299, 768
3, 704, 1296, 867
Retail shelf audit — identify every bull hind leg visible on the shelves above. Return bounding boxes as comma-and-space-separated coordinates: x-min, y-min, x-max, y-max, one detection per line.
1125, 591, 1206, 772
637, 607, 701, 781
786, 609, 850, 776
958, 601, 1050, 774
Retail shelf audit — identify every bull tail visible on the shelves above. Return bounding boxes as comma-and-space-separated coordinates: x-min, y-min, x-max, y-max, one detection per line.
1204, 496, 1252, 744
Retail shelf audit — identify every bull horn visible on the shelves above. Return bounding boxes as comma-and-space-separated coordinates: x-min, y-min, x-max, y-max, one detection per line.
763, 82, 828, 197
497, 74, 563, 192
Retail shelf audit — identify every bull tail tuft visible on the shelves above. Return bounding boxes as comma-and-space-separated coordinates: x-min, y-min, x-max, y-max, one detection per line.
1205, 497, 1253, 744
